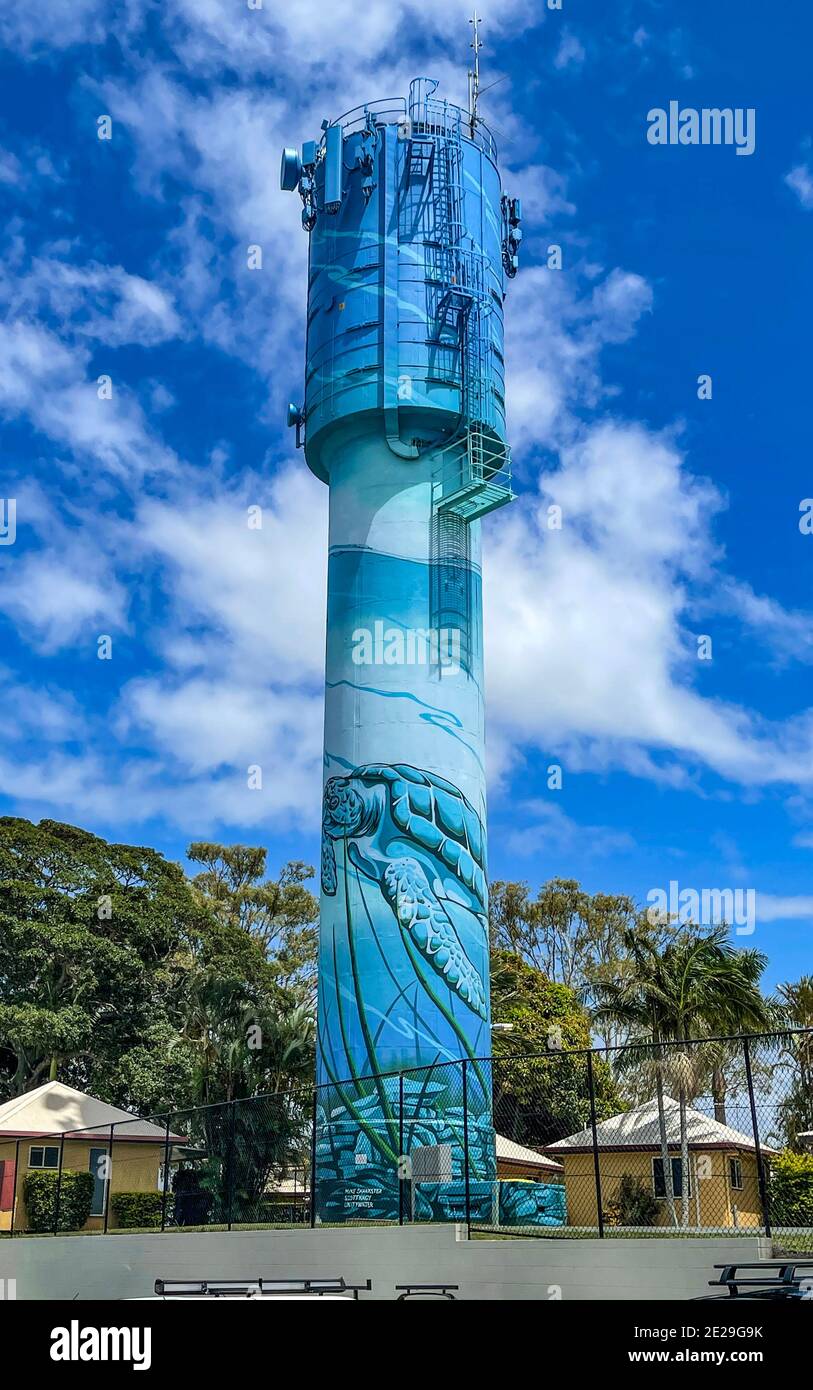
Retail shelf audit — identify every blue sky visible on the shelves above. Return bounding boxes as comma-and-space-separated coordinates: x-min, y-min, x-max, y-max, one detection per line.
0, 0, 811, 991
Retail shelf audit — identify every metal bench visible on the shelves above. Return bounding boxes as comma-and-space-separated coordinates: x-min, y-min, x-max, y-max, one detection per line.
154, 1276, 372, 1300
394, 1283, 459, 1300
699, 1260, 813, 1300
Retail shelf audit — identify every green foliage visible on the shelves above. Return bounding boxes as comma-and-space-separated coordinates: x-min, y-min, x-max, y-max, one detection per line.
110, 1191, 163, 1229
490, 878, 641, 1044
592, 921, 771, 1047
177, 845, 317, 1110
23, 1169, 95, 1232
171, 1165, 215, 1226
0, 817, 209, 1103
771, 981, 813, 1149
604, 1173, 659, 1228
591, 918, 773, 1229
490, 949, 621, 1147
187, 845, 319, 1006
0, 819, 317, 1114
768, 1150, 813, 1227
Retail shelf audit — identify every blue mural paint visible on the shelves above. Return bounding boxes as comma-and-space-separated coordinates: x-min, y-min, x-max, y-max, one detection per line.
281, 78, 520, 1221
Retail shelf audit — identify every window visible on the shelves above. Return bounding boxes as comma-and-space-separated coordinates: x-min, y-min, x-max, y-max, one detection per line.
652, 1156, 691, 1199
28, 1145, 60, 1170
729, 1156, 743, 1190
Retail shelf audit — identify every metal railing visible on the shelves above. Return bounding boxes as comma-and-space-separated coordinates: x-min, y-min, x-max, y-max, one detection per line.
3, 1030, 811, 1248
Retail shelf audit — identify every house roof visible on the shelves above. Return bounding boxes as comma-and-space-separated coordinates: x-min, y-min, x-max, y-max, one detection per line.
545, 1095, 775, 1155
0, 1082, 186, 1145
495, 1133, 563, 1172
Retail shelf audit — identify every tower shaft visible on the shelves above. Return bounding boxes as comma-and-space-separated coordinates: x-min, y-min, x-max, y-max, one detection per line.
281, 78, 520, 1221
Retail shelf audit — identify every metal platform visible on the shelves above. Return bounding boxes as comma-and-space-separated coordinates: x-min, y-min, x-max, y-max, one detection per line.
433, 429, 513, 522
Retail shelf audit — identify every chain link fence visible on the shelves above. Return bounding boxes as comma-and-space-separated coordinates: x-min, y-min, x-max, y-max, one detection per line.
2, 1031, 811, 1247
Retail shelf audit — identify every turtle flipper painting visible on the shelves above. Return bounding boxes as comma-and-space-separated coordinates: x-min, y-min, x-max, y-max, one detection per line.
321, 764, 489, 1020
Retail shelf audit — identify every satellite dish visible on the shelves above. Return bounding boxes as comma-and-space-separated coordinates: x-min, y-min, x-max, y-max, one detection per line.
279, 148, 302, 192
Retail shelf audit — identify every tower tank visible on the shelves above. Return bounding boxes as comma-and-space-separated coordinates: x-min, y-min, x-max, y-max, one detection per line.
281, 76, 521, 1222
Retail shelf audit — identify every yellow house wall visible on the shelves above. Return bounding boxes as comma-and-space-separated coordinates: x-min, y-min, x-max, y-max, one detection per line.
0, 1137, 164, 1232
559, 1150, 763, 1229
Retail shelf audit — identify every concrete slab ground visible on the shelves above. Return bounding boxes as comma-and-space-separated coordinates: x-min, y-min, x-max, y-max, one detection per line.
0, 1225, 771, 1301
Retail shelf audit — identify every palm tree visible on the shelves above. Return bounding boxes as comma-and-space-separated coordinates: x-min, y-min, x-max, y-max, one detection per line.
170, 968, 315, 1219
174, 967, 314, 1104
773, 976, 813, 1147
593, 922, 770, 1229
592, 925, 682, 1225
695, 945, 777, 1124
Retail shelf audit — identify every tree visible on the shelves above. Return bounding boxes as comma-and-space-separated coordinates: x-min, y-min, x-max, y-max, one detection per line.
0, 818, 207, 1101
187, 845, 319, 1006
490, 877, 648, 1047
603, 1173, 659, 1229
592, 921, 771, 1228
174, 966, 314, 1108
489, 949, 620, 1149
181, 843, 319, 1112
772, 977, 813, 1148
0, 819, 317, 1120
170, 964, 315, 1218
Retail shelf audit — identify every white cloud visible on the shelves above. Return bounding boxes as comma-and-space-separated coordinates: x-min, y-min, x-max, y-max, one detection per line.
0, 0, 109, 53
757, 893, 813, 923
0, 321, 177, 480
554, 30, 586, 71
160, 0, 538, 75
484, 419, 813, 790
0, 149, 23, 185
505, 265, 653, 451
501, 162, 575, 225
6, 258, 182, 346
132, 463, 327, 685
721, 581, 813, 665
0, 669, 82, 742
502, 799, 634, 857
2, 0, 542, 73
785, 163, 813, 210
121, 678, 314, 773
0, 483, 129, 652
0, 556, 127, 653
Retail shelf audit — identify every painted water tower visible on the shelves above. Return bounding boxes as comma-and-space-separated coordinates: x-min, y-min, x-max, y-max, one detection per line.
281, 67, 521, 1220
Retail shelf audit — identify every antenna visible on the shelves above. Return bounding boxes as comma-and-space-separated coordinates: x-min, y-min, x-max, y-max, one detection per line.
468, 11, 482, 135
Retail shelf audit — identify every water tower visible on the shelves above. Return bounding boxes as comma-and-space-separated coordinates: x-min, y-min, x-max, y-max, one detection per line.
281, 58, 521, 1221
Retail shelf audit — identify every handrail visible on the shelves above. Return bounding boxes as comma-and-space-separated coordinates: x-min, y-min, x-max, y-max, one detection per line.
328, 86, 498, 160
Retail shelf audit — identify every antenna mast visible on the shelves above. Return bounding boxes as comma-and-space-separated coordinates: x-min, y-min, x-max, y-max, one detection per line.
468, 11, 482, 136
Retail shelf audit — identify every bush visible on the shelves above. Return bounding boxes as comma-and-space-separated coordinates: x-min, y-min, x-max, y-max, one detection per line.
23, 1169, 95, 1232
604, 1173, 659, 1228
111, 1191, 163, 1229
768, 1150, 813, 1227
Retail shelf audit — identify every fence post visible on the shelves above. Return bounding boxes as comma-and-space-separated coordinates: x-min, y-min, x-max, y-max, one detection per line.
102, 1124, 114, 1234
160, 1116, 171, 1233
9, 1138, 20, 1235
226, 1100, 236, 1232
587, 1051, 604, 1238
398, 1072, 404, 1227
52, 1132, 66, 1236
462, 1059, 471, 1232
743, 1036, 772, 1238
309, 1088, 318, 1229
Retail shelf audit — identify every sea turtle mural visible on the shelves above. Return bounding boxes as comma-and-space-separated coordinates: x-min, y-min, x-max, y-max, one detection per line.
321, 763, 489, 1020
